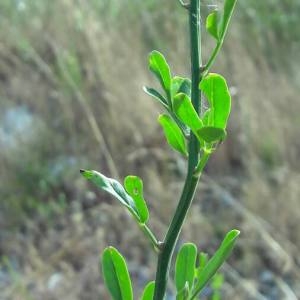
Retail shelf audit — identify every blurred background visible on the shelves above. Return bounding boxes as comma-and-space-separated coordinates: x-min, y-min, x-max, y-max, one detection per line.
0, 0, 300, 299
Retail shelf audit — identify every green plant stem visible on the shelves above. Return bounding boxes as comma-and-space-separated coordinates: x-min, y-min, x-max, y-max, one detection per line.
203, 41, 223, 74
139, 223, 160, 252
153, 1, 202, 299
194, 149, 211, 176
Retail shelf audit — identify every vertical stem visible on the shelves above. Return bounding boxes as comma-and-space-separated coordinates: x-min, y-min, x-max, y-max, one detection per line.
153, 1, 202, 299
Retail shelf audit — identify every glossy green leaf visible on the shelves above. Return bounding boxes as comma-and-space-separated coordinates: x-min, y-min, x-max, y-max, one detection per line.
199, 73, 231, 129
202, 109, 211, 126
141, 281, 155, 300
149, 50, 172, 95
158, 114, 187, 156
206, 11, 220, 40
220, 0, 238, 40
101, 247, 133, 300
124, 176, 149, 224
197, 127, 226, 143
175, 243, 197, 292
173, 93, 203, 135
176, 282, 190, 300
80, 170, 139, 220
171, 77, 191, 100
143, 86, 168, 109
191, 230, 240, 299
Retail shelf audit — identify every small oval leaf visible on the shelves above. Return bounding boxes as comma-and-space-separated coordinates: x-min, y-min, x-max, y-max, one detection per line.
124, 176, 149, 223
191, 230, 240, 299
141, 281, 155, 300
101, 247, 133, 300
143, 86, 169, 109
149, 50, 172, 95
171, 77, 192, 100
173, 93, 203, 135
158, 114, 187, 156
206, 11, 220, 40
175, 243, 197, 292
199, 73, 231, 129
197, 126, 226, 143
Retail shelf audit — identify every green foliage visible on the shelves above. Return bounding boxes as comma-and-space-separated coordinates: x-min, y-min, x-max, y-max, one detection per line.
175, 243, 197, 293
124, 175, 149, 224
206, 11, 220, 40
191, 230, 240, 298
143, 86, 169, 108
81, 1, 240, 299
149, 50, 172, 99
101, 247, 133, 300
80, 170, 143, 222
141, 281, 155, 300
206, 0, 238, 42
158, 114, 188, 156
199, 73, 231, 130
173, 93, 203, 134
171, 77, 192, 100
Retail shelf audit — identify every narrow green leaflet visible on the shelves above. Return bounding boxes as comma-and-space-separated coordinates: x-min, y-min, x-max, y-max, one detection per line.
176, 282, 190, 300
191, 230, 240, 299
80, 170, 140, 220
195, 252, 208, 279
158, 114, 187, 156
173, 93, 203, 135
143, 86, 168, 109
220, 0, 238, 40
141, 281, 155, 300
101, 247, 133, 300
199, 73, 231, 129
175, 243, 197, 292
124, 176, 149, 224
149, 50, 172, 96
206, 10, 220, 40
197, 127, 226, 143
171, 77, 191, 100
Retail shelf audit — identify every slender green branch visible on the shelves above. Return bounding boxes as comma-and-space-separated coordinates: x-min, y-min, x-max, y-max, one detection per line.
194, 149, 211, 176
203, 41, 223, 75
139, 223, 160, 253
153, 1, 202, 299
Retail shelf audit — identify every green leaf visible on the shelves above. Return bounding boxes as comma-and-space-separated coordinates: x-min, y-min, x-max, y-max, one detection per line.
206, 10, 220, 40
124, 176, 149, 224
192, 230, 240, 298
80, 170, 140, 220
176, 282, 190, 300
175, 243, 197, 292
171, 77, 191, 100
195, 252, 208, 279
143, 86, 168, 109
149, 50, 172, 95
197, 127, 226, 143
220, 0, 238, 40
141, 281, 155, 300
199, 73, 231, 129
173, 93, 203, 135
101, 247, 133, 300
158, 114, 187, 156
